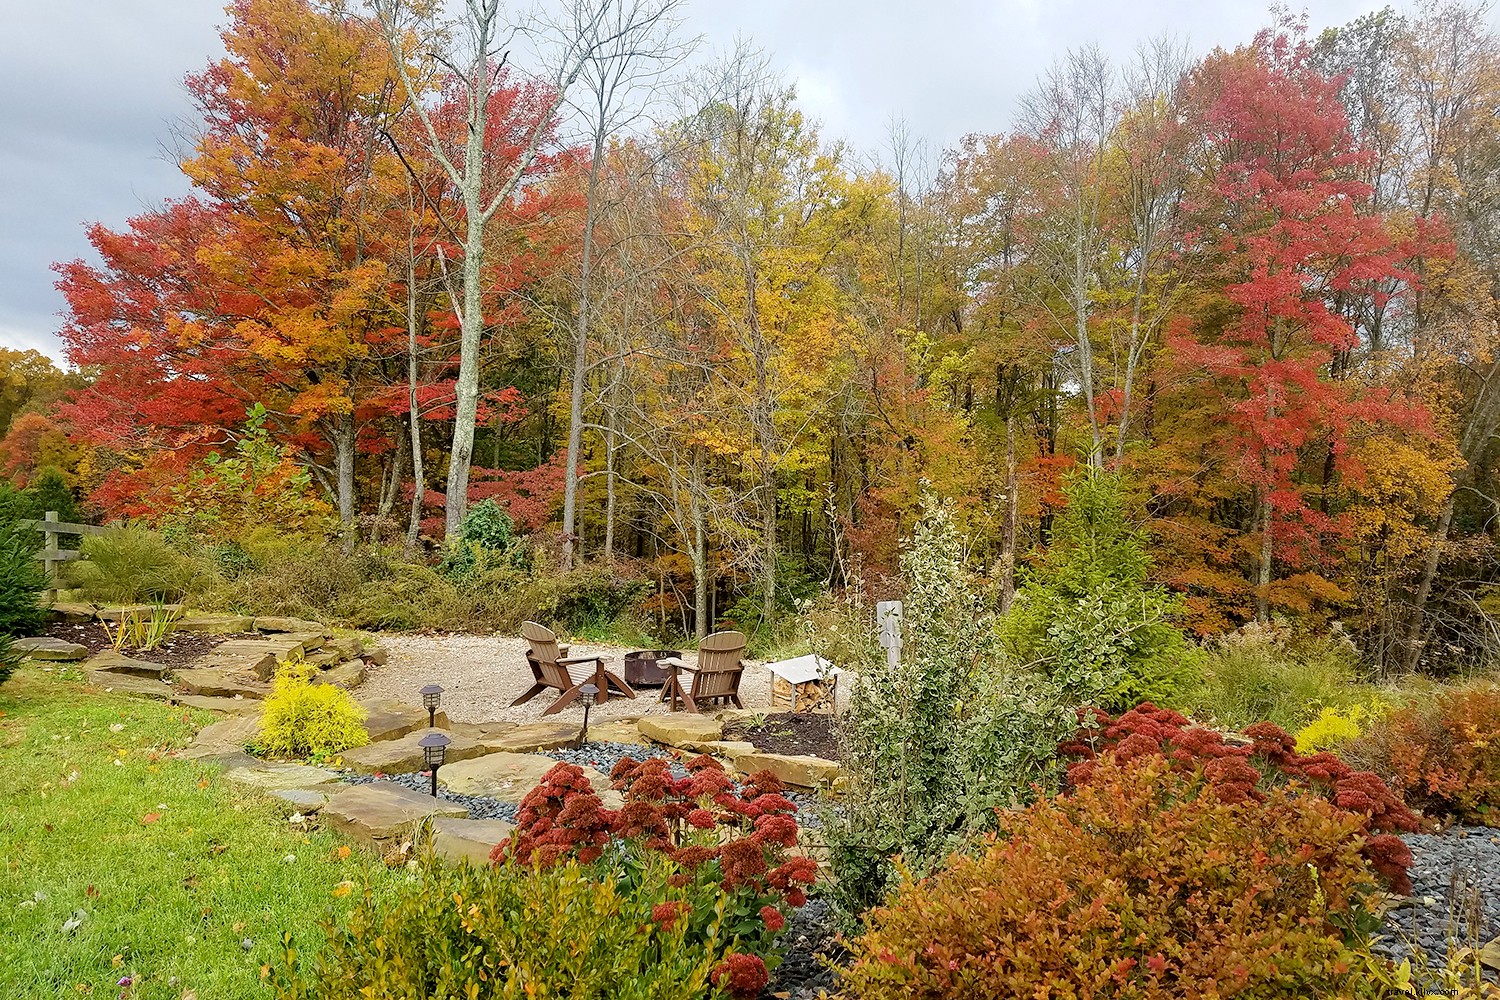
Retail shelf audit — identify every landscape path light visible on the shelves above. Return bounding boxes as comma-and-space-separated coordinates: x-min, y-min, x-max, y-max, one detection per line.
579, 683, 598, 745
419, 731, 450, 798
420, 683, 443, 729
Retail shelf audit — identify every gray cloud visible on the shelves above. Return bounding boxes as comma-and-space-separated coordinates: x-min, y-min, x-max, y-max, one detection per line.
0, 0, 1476, 361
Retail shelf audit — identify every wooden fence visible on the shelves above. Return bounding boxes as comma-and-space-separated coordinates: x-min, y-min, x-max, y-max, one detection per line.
17, 511, 106, 601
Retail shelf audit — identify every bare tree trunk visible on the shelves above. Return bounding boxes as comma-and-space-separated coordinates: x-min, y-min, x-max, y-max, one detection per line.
1255, 491, 1273, 622
691, 450, 709, 641
562, 131, 606, 570
405, 266, 426, 557
999, 415, 1018, 613
333, 412, 358, 554
604, 389, 618, 558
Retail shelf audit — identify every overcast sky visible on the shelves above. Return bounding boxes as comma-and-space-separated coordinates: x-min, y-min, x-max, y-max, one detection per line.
0, 0, 1457, 362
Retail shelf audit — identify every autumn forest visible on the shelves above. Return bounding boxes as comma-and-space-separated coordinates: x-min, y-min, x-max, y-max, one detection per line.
4, 0, 1500, 675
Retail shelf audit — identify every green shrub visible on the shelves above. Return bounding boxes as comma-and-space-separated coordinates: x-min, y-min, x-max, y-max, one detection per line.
839, 756, 1391, 1000
1002, 472, 1199, 712
273, 854, 737, 1000
0, 520, 46, 638
0, 635, 18, 688
256, 661, 369, 762
496, 564, 651, 634
67, 523, 212, 604
819, 491, 1074, 918
1188, 619, 1368, 731
438, 498, 530, 580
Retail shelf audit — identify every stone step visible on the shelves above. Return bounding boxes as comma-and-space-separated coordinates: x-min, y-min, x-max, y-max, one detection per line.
270, 788, 329, 815
734, 751, 840, 789
311, 660, 366, 690
254, 616, 327, 635
340, 728, 487, 775
174, 667, 269, 700
221, 761, 341, 792
88, 670, 172, 700
321, 782, 467, 850
359, 699, 449, 743
637, 715, 724, 749
49, 602, 97, 624
177, 715, 263, 762
431, 817, 515, 866
586, 719, 648, 745
438, 752, 616, 806
97, 604, 184, 622
14, 637, 88, 661
83, 650, 170, 680
174, 613, 256, 635
170, 694, 263, 715
478, 720, 581, 752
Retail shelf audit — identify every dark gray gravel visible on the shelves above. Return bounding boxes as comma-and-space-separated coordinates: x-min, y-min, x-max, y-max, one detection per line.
765, 896, 840, 1000
340, 771, 519, 822
1375, 825, 1500, 974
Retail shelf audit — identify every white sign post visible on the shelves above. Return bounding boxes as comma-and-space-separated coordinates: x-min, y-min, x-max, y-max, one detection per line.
876, 600, 903, 667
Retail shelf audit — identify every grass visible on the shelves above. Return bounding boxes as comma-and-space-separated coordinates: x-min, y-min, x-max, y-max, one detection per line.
0, 667, 395, 999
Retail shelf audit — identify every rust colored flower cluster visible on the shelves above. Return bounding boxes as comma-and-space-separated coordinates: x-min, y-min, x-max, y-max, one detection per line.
1061, 703, 1420, 892
712, 952, 769, 999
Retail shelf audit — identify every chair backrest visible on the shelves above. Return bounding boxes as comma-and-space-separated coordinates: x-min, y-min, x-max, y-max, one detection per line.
691, 630, 746, 700
521, 621, 576, 689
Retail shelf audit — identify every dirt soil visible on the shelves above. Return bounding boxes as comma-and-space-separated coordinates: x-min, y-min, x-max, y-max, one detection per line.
40, 621, 232, 669
726, 712, 840, 762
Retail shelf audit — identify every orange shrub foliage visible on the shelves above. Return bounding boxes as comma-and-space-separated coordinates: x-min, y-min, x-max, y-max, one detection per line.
1346, 682, 1500, 826
840, 756, 1385, 1000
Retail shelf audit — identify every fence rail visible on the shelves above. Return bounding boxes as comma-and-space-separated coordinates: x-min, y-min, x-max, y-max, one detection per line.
17, 511, 106, 601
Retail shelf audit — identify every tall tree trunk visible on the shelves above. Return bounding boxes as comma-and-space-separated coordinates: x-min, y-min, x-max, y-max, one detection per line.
562, 131, 607, 570
691, 450, 709, 641
604, 392, 618, 559
444, 208, 485, 536
405, 267, 426, 558
999, 415, 1018, 613
1255, 491, 1273, 623
334, 411, 357, 555
372, 419, 406, 543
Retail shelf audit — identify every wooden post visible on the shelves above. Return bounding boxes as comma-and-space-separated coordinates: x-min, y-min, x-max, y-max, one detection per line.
42, 510, 59, 605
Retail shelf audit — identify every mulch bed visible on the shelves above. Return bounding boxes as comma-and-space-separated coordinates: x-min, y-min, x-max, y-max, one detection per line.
41, 621, 231, 669
726, 712, 841, 762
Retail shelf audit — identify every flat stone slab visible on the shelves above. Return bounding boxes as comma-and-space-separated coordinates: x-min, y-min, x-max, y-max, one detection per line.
364, 645, 389, 665
14, 637, 89, 661
204, 637, 309, 680
587, 719, 647, 745
448, 720, 518, 740
254, 616, 327, 635
439, 752, 613, 805
322, 636, 363, 660
221, 761, 341, 792
170, 694, 263, 715
341, 728, 486, 775
311, 660, 366, 690
359, 699, 449, 742
638, 715, 724, 749
479, 720, 581, 752
88, 670, 172, 699
178, 715, 263, 761
175, 613, 256, 634
96, 604, 184, 622
49, 602, 97, 623
699, 740, 757, 763
322, 782, 466, 849
431, 817, 515, 866
83, 650, 171, 680
174, 667, 269, 700
281, 631, 325, 653
270, 788, 328, 815
735, 751, 840, 789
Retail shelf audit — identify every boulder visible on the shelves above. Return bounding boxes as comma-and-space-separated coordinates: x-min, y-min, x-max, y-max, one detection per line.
221, 761, 341, 792
178, 715, 262, 761
431, 817, 516, 866
637, 715, 724, 749
360, 699, 449, 743
171, 694, 263, 716
323, 636, 363, 661
13, 637, 88, 661
83, 650, 170, 680
439, 752, 613, 805
340, 728, 487, 775
173, 667, 269, 700
321, 782, 466, 849
479, 720, 581, 753
698, 740, 758, 763
175, 613, 256, 635
311, 660, 366, 690
49, 602, 97, 624
363, 645, 389, 666
254, 616, 326, 635
270, 788, 329, 815
87, 670, 171, 700
734, 751, 840, 789
97, 604, 184, 622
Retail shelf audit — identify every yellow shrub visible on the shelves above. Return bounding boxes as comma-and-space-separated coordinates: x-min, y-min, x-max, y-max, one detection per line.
256, 660, 369, 761
1295, 703, 1380, 755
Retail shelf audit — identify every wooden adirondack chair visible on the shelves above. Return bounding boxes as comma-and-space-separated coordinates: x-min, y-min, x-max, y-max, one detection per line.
513, 621, 635, 716
658, 631, 748, 713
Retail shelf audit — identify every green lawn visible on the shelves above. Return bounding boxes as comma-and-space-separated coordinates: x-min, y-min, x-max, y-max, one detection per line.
0, 666, 393, 999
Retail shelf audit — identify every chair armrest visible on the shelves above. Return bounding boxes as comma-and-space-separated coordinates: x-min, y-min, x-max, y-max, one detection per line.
656, 657, 690, 670
557, 654, 605, 666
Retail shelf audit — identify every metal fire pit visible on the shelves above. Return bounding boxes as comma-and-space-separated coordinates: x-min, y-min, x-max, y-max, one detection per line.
624, 649, 681, 687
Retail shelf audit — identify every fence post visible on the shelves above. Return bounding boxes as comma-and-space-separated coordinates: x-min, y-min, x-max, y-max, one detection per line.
42, 510, 59, 605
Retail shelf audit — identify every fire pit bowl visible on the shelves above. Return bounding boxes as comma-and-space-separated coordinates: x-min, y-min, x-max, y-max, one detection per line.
624, 649, 682, 687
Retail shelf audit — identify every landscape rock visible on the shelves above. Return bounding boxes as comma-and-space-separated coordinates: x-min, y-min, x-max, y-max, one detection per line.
171, 694, 263, 715
48, 602, 96, 624
587, 719, 647, 745
201, 636, 309, 679
178, 715, 262, 761
340, 728, 487, 775
430, 817, 516, 866
270, 788, 328, 815
360, 699, 449, 742
311, 660, 366, 690
439, 752, 614, 805
363, 645, 389, 665
221, 761, 341, 792
479, 720, 581, 752
173, 667, 269, 700
447, 720, 518, 740
96, 604, 184, 622
323, 636, 363, 661
13, 637, 88, 661
281, 631, 325, 653
699, 740, 758, 763
321, 782, 466, 849
83, 649, 171, 680
302, 649, 343, 669
735, 751, 840, 789
87, 670, 172, 700
1481, 937, 1500, 972
254, 616, 326, 635
638, 715, 723, 749
175, 613, 256, 635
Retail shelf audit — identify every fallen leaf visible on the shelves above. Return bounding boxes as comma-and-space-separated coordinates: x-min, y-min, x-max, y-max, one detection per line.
336, 846, 350, 861
141, 813, 160, 825
197, 780, 209, 789
85, 885, 98, 898
111, 954, 123, 968
331, 881, 354, 898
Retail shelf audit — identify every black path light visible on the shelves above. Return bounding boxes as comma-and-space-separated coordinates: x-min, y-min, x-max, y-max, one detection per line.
420, 683, 443, 729
419, 731, 450, 798
579, 683, 598, 745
